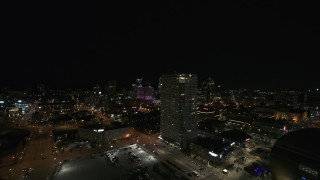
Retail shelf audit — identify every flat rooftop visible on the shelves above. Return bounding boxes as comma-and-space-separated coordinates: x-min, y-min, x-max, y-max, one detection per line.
192, 137, 228, 154
219, 129, 252, 143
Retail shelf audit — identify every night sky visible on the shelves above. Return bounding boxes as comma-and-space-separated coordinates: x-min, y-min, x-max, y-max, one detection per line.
2, 1, 319, 90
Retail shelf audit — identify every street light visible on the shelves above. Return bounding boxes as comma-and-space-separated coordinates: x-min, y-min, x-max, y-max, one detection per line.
8, 168, 12, 179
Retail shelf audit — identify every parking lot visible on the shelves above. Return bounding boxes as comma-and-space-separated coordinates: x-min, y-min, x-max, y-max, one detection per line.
52, 130, 275, 180
53, 144, 176, 180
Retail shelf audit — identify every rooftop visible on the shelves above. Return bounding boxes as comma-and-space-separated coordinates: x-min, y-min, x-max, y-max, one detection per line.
218, 129, 252, 143
193, 137, 229, 154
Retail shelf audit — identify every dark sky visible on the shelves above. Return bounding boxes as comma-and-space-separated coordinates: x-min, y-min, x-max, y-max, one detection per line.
2, 1, 319, 90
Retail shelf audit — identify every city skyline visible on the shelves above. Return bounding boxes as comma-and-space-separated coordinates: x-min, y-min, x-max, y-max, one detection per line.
1, 71, 319, 92
2, 1, 319, 90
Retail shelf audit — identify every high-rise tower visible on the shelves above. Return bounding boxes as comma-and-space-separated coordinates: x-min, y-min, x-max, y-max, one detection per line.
160, 74, 198, 150
199, 77, 215, 102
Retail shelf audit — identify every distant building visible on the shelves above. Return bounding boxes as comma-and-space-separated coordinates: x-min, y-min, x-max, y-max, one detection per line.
221, 90, 236, 104
130, 78, 154, 102
8, 107, 22, 117
93, 85, 102, 95
136, 85, 153, 101
300, 91, 320, 112
199, 77, 215, 102
14, 100, 29, 114
254, 107, 308, 124
38, 101, 73, 113
160, 74, 198, 150
274, 109, 308, 123
105, 80, 116, 96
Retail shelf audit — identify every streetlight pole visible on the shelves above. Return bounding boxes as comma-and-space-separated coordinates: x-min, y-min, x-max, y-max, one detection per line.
8, 168, 12, 179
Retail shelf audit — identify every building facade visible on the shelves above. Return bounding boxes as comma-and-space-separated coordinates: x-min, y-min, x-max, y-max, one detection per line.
160, 74, 198, 150
136, 85, 153, 101
78, 126, 133, 145
274, 109, 308, 123
199, 77, 215, 102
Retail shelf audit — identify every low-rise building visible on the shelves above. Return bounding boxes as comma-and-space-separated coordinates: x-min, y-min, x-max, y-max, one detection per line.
274, 109, 307, 123
217, 129, 252, 148
190, 137, 230, 165
78, 123, 133, 145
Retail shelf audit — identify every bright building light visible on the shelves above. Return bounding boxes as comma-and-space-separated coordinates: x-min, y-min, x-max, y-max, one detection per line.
209, 151, 218, 157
